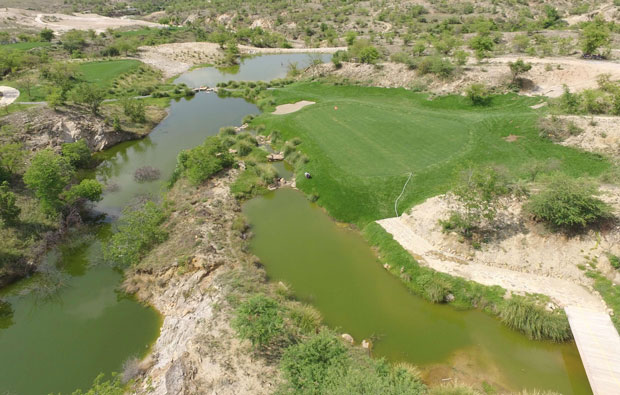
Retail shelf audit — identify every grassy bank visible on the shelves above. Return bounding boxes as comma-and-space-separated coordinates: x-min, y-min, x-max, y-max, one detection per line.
253, 82, 609, 226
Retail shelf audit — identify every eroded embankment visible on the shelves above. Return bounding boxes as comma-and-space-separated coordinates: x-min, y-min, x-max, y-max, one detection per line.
123, 171, 280, 394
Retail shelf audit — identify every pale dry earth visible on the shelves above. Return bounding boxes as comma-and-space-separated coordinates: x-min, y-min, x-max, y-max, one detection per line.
0, 8, 162, 33
308, 56, 620, 97
378, 190, 620, 312
272, 100, 315, 115
557, 115, 620, 156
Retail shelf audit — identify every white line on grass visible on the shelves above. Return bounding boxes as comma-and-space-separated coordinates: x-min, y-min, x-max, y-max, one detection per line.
394, 172, 413, 217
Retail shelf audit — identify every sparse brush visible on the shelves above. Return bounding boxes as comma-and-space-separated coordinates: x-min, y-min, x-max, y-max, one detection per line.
285, 301, 323, 335
133, 166, 161, 182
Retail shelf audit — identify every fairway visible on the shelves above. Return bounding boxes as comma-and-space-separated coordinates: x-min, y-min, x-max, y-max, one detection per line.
289, 100, 471, 177
256, 83, 610, 225
78, 59, 142, 88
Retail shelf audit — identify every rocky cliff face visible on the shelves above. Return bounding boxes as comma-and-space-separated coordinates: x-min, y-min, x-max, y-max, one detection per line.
1, 106, 143, 152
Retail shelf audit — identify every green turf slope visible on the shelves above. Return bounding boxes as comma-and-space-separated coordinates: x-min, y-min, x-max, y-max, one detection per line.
256, 83, 609, 225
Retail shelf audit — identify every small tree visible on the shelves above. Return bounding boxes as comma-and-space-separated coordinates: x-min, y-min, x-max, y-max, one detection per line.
0, 142, 25, 178
0, 181, 20, 226
580, 18, 610, 57
440, 166, 508, 239
47, 88, 65, 110
465, 83, 490, 105
23, 149, 74, 213
232, 295, 284, 348
359, 46, 380, 64
508, 59, 532, 87
526, 175, 612, 232
62, 179, 103, 205
72, 83, 106, 115
40, 28, 54, 42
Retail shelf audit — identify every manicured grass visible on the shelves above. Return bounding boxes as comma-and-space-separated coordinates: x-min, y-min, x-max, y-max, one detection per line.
255, 82, 610, 225
0, 42, 51, 51
78, 59, 142, 89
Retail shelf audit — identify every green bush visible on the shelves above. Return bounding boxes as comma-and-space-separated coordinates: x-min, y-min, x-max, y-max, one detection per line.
0, 181, 20, 226
23, 149, 74, 213
416, 56, 454, 79
62, 140, 92, 168
465, 83, 490, 106
63, 179, 103, 205
498, 298, 571, 342
173, 136, 234, 185
526, 175, 612, 232
232, 294, 284, 348
103, 202, 168, 267
280, 331, 349, 393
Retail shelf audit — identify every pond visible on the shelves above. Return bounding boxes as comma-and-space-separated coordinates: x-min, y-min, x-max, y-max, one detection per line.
243, 188, 591, 394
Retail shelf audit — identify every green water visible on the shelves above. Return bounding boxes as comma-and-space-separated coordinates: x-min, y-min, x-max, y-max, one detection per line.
243, 188, 592, 394
0, 55, 305, 394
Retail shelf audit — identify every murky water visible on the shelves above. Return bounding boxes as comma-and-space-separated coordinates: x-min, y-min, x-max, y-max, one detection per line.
243, 188, 592, 394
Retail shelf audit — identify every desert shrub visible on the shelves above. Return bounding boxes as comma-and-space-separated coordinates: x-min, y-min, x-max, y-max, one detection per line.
526, 175, 612, 232
232, 294, 284, 348
133, 166, 161, 182
465, 83, 490, 105
173, 136, 234, 185
498, 298, 571, 342
285, 301, 322, 336
608, 254, 620, 269
280, 331, 349, 393
580, 17, 610, 56
537, 116, 582, 142
416, 56, 454, 79
103, 201, 168, 267
61, 139, 91, 168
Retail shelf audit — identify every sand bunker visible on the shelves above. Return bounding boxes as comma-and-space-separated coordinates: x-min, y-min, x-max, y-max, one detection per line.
0, 86, 20, 107
272, 101, 315, 115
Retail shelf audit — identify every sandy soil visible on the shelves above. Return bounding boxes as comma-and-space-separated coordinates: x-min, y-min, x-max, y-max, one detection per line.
137, 42, 222, 78
307, 56, 620, 97
138, 42, 346, 78
377, 191, 620, 312
0, 86, 19, 107
565, 2, 619, 25
272, 100, 315, 115
0, 8, 162, 33
556, 115, 620, 156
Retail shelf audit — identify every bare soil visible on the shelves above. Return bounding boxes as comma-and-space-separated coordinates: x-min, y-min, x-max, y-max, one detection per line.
556, 115, 620, 157
377, 191, 620, 312
0, 8, 162, 33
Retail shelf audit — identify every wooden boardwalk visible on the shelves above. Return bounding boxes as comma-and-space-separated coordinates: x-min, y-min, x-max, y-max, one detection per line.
565, 306, 620, 395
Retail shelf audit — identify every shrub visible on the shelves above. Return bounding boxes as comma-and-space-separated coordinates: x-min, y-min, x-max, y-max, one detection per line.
61, 139, 91, 168
0, 181, 20, 226
285, 301, 322, 336
537, 116, 582, 142
62, 179, 103, 205
232, 294, 284, 348
416, 57, 454, 79
280, 331, 349, 392
173, 136, 234, 185
465, 83, 490, 105
23, 149, 74, 213
122, 98, 146, 123
580, 18, 610, 56
498, 298, 571, 342
0, 142, 26, 179
526, 175, 612, 232
103, 201, 168, 267
71, 373, 124, 395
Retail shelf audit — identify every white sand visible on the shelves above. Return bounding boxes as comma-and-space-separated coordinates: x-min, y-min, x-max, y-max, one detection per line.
272, 100, 315, 115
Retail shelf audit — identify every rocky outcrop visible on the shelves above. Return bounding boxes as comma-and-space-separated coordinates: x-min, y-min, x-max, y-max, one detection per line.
1, 106, 143, 152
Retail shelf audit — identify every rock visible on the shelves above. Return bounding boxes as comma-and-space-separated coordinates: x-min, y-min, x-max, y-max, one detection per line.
445, 293, 455, 302
383, 263, 391, 270
341, 333, 354, 344
266, 153, 285, 161
361, 339, 372, 350
545, 302, 557, 311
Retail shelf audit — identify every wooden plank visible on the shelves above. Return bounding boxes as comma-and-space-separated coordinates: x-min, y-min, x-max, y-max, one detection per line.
565, 306, 620, 395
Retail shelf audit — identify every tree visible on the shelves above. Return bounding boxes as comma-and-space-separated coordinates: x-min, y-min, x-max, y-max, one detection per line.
580, 18, 610, 56
465, 83, 490, 105
469, 33, 494, 59
61, 140, 91, 168
62, 179, 103, 205
71, 83, 106, 115
232, 295, 284, 348
17, 73, 37, 98
508, 59, 532, 86
40, 28, 54, 42
43, 62, 80, 96
0, 142, 26, 178
526, 175, 612, 232
0, 182, 20, 226
61, 30, 86, 53
360, 46, 380, 64
541, 6, 561, 29
23, 149, 74, 213
47, 88, 65, 109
